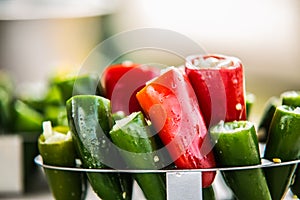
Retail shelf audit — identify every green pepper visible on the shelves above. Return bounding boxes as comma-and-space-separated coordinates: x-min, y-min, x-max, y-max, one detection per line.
0, 71, 14, 131
257, 96, 280, 143
44, 105, 68, 127
110, 111, 166, 200
54, 74, 101, 103
291, 166, 300, 197
280, 91, 300, 197
44, 84, 64, 106
112, 111, 173, 170
281, 91, 300, 107
38, 121, 86, 200
12, 100, 44, 132
202, 185, 216, 200
210, 120, 271, 200
264, 105, 300, 200
66, 95, 132, 200
0, 88, 12, 131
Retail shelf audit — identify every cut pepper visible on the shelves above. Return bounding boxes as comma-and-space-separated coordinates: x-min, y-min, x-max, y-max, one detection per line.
281, 91, 300, 107
280, 91, 300, 197
101, 62, 159, 115
264, 105, 300, 200
110, 111, 166, 200
136, 67, 216, 188
66, 95, 132, 199
209, 120, 271, 200
185, 54, 246, 127
38, 121, 86, 200
66, 95, 132, 200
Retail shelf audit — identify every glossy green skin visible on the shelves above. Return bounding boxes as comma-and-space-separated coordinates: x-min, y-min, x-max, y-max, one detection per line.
66, 95, 132, 200
264, 105, 300, 200
258, 96, 280, 143
38, 134, 86, 200
210, 121, 271, 200
110, 112, 166, 200
281, 91, 300, 197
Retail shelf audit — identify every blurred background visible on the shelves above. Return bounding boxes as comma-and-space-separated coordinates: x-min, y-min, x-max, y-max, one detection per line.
1, 0, 299, 116
0, 0, 299, 199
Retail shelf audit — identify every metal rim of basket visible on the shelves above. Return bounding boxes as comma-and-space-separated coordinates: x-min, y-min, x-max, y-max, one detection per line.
34, 155, 300, 174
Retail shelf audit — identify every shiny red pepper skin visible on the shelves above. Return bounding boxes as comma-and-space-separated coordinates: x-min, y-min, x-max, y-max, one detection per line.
136, 67, 216, 188
101, 63, 159, 115
185, 54, 247, 127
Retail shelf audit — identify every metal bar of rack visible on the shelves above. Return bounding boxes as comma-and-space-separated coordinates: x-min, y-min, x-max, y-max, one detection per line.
34, 155, 300, 200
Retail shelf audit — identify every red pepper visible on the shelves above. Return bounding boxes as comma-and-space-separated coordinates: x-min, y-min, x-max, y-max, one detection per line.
101, 62, 159, 115
185, 54, 247, 127
136, 67, 216, 188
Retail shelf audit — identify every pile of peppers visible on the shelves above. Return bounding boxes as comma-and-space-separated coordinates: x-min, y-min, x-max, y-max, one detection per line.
259, 90, 300, 199
36, 56, 300, 200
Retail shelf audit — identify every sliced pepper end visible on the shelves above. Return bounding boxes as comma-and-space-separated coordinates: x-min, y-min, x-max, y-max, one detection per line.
185, 54, 242, 70
210, 120, 253, 135
281, 90, 300, 107
210, 120, 261, 167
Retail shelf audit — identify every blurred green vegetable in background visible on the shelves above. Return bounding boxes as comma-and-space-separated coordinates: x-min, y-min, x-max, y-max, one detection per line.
0, 70, 100, 193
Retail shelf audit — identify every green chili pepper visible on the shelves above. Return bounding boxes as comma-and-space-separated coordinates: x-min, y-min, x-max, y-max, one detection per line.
291, 166, 300, 197
202, 185, 216, 200
44, 84, 64, 106
44, 105, 68, 127
12, 100, 44, 132
280, 91, 300, 197
0, 88, 12, 131
281, 91, 300, 107
258, 96, 280, 143
38, 121, 86, 200
0, 71, 14, 132
54, 74, 101, 103
210, 120, 271, 200
66, 95, 132, 200
110, 111, 166, 200
264, 105, 300, 200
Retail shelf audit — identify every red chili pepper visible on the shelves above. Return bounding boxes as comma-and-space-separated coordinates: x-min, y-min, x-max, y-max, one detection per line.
185, 54, 247, 127
136, 67, 216, 188
101, 62, 159, 115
